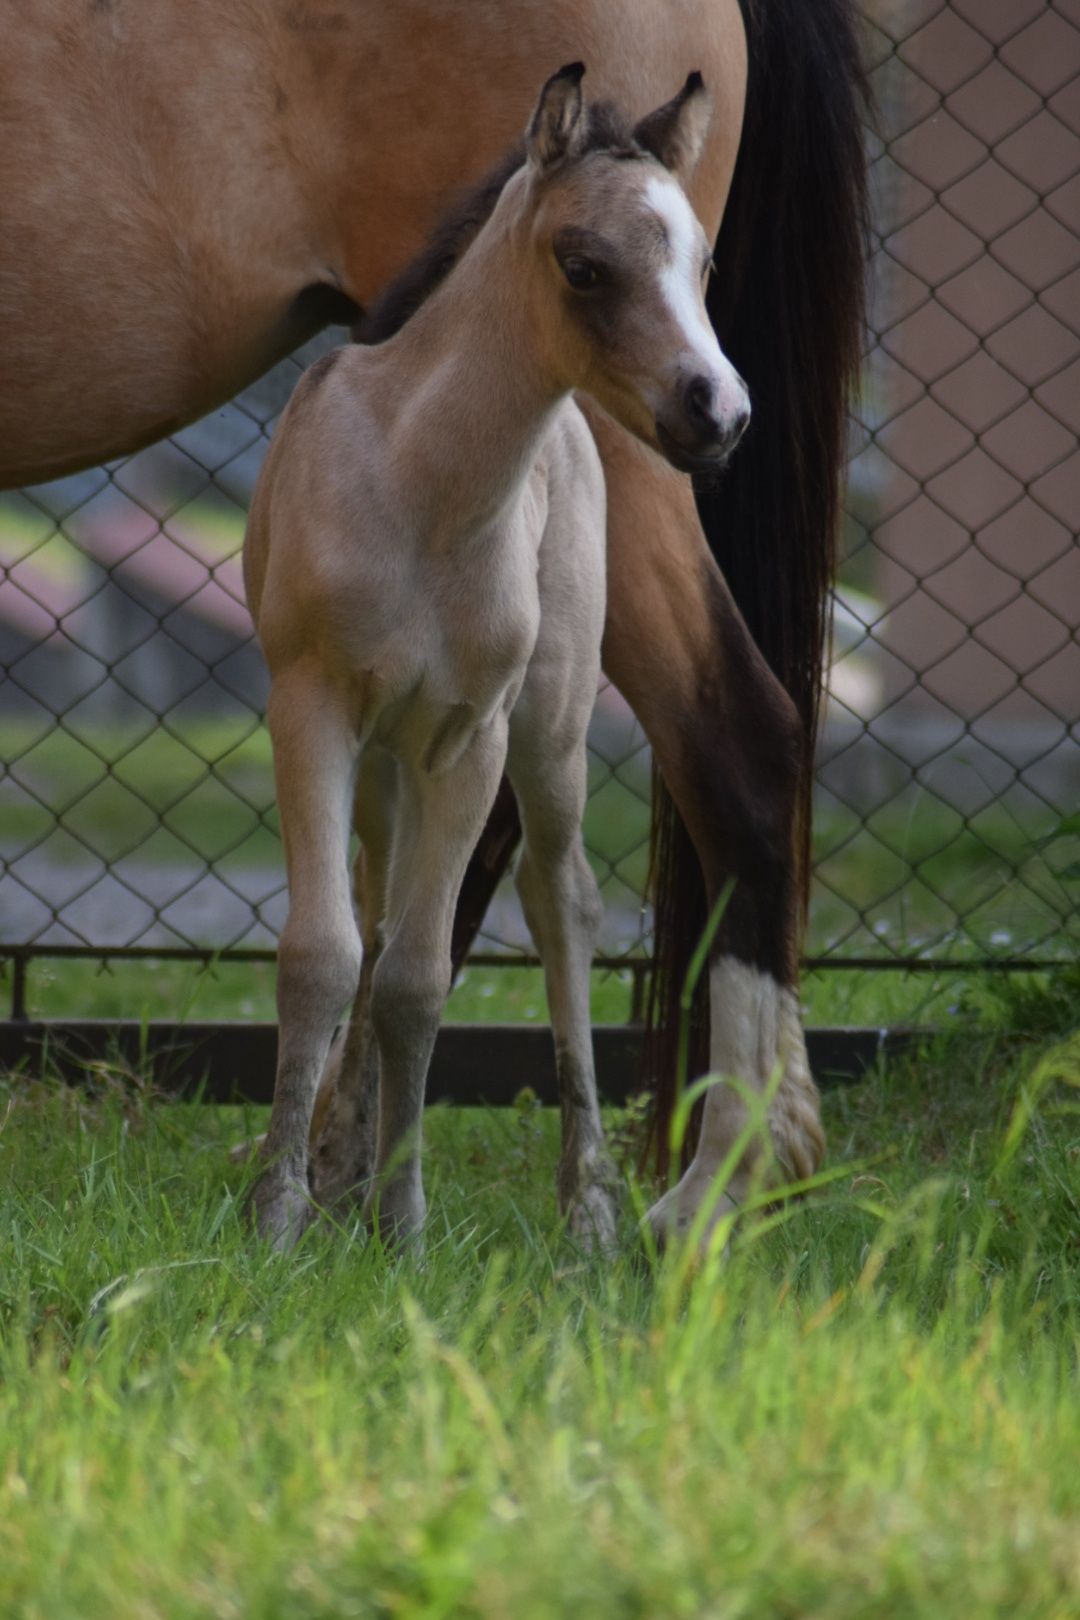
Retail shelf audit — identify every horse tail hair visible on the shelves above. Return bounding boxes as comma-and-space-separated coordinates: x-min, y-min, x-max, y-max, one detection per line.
645, 0, 869, 1174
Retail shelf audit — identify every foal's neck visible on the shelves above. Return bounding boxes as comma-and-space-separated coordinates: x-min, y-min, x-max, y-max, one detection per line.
377, 198, 565, 545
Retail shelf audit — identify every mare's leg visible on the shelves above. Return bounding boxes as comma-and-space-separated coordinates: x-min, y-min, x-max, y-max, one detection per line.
586, 409, 825, 1245
309, 747, 398, 1211
367, 718, 509, 1245
251, 667, 362, 1248
507, 700, 617, 1251
450, 779, 522, 974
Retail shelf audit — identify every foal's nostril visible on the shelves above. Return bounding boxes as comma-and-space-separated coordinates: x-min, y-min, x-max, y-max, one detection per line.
659, 376, 750, 468
685, 374, 717, 431
683, 376, 750, 454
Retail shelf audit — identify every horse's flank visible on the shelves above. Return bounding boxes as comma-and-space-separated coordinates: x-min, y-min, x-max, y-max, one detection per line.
0, 0, 745, 486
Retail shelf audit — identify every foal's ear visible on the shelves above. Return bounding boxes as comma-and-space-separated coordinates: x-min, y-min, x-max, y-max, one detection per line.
633, 72, 711, 181
527, 62, 586, 170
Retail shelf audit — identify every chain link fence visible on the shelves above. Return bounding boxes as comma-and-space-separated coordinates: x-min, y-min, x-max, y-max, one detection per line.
826, 0, 1080, 965
2, 0, 1078, 993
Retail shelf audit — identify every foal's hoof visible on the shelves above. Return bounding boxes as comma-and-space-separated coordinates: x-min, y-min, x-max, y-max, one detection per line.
228, 1131, 266, 1166
365, 1181, 427, 1254
309, 1141, 373, 1216
566, 1181, 620, 1255
645, 1177, 740, 1256
249, 1170, 313, 1251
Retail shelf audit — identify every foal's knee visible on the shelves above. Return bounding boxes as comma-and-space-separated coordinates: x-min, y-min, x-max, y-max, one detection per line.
277, 919, 363, 1026
369, 953, 449, 1057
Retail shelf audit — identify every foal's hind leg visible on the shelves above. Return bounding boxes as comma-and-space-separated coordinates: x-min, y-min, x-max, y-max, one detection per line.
589, 413, 824, 1247
507, 695, 617, 1252
251, 669, 362, 1248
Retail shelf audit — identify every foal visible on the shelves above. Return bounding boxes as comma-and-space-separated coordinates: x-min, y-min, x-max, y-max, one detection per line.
244, 63, 750, 1249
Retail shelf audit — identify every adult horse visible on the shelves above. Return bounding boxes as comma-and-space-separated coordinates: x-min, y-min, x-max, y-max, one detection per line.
0, 0, 866, 1244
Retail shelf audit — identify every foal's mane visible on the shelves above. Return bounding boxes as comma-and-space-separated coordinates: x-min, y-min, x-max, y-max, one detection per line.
356, 104, 644, 345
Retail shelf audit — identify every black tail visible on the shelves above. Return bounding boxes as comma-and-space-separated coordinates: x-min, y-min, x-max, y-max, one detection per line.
646, 0, 869, 1173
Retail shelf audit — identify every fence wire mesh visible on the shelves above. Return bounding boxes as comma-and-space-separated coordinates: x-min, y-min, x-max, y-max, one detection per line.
1, 0, 1078, 985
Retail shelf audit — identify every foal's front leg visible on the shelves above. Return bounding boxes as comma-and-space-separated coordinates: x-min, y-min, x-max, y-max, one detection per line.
508, 697, 617, 1251
366, 718, 509, 1245
309, 747, 398, 1211
251, 668, 362, 1248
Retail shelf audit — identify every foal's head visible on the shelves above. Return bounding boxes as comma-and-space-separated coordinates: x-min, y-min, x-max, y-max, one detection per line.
521, 63, 749, 472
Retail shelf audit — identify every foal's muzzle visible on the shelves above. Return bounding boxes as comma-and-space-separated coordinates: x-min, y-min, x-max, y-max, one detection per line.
656, 373, 751, 473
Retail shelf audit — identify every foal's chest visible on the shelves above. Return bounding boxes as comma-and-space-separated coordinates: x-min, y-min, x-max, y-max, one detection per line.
339, 503, 544, 765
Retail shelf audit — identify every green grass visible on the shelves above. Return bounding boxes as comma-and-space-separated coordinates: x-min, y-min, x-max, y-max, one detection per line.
1, 994, 1078, 1618
10, 958, 637, 1026
10, 952, 1069, 1031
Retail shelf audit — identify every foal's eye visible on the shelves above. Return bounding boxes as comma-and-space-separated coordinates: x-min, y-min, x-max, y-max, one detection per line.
562, 256, 600, 291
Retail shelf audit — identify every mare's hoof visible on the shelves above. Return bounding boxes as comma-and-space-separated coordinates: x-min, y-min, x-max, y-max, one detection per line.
249, 1170, 313, 1251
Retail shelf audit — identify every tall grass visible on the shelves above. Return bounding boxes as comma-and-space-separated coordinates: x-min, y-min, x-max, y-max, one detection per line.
1, 1004, 1078, 1618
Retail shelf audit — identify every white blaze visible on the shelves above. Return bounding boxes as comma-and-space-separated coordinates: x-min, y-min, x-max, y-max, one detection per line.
642, 172, 749, 425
